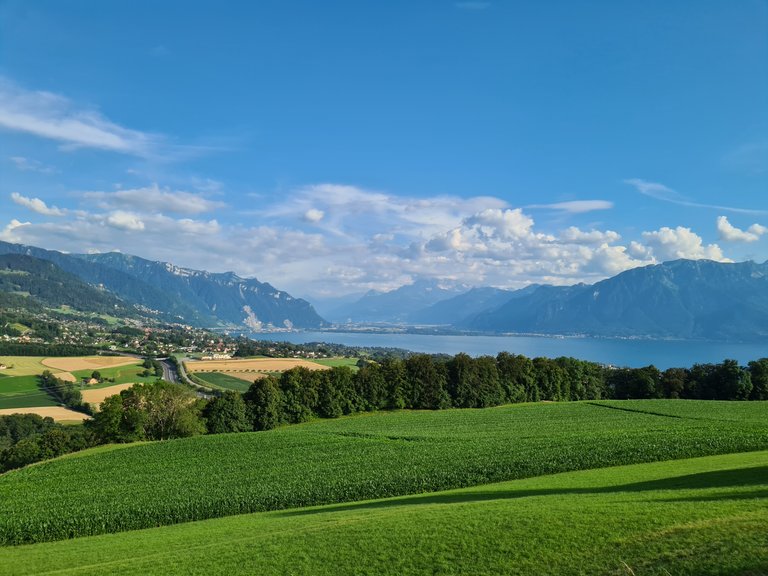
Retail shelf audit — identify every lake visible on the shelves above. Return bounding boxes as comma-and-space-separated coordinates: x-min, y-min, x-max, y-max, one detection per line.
250, 331, 767, 369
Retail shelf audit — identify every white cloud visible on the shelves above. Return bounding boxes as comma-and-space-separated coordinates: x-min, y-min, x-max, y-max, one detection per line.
11, 192, 65, 216
716, 215, 767, 243
0, 219, 31, 242
82, 184, 225, 215
105, 211, 145, 231
1, 182, 745, 297
0, 77, 158, 156
304, 208, 325, 222
528, 200, 614, 213
560, 227, 621, 245
641, 226, 728, 262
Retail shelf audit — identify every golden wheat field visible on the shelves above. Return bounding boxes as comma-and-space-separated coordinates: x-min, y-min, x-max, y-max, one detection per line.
41, 356, 140, 372
185, 358, 329, 374
0, 406, 90, 422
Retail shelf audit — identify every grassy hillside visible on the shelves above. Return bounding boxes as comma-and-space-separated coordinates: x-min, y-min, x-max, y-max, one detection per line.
2, 451, 766, 575
1, 400, 767, 544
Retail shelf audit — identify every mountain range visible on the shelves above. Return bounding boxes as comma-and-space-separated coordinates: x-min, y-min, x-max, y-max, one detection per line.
2, 239, 767, 341
0, 241, 326, 329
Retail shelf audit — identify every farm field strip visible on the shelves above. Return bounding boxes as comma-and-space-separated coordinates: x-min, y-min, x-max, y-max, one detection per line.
1, 400, 766, 545
0, 406, 89, 422
0, 375, 57, 409
191, 372, 259, 392
184, 358, 330, 373
70, 363, 155, 388
80, 383, 135, 405
1, 451, 765, 575
41, 357, 140, 372
0, 357, 61, 377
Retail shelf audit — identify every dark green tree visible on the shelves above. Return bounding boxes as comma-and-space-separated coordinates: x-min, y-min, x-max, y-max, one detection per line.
244, 376, 282, 430
202, 390, 251, 434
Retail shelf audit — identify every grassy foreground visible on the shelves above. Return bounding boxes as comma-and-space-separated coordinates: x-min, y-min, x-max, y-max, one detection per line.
1, 400, 767, 544
1, 451, 766, 575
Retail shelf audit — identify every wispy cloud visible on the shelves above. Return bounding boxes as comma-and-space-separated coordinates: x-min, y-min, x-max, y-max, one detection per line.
9, 156, 57, 174
0, 77, 159, 157
625, 178, 768, 216
82, 184, 226, 215
527, 200, 613, 213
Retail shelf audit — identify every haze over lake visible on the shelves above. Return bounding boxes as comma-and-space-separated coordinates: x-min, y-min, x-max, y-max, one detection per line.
251, 332, 768, 370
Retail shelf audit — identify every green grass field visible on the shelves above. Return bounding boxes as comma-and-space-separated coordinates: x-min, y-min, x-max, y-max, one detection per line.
310, 357, 360, 370
191, 371, 254, 392
1, 400, 767, 546
1, 450, 765, 575
70, 362, 157, 388
0, 375, 57, 409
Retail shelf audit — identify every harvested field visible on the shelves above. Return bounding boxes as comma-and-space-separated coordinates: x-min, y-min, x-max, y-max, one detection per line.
0, 406, 89, 422
81, 383, 135, 405
185, 358, 330, 373
55, 372, 76, 382
0, 357, 60, 377
41, 356, 139, 372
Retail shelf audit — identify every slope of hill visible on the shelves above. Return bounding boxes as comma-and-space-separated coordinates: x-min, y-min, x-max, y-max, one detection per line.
78, 252, 327, 330
0, 241, 326, 329
4, 450, 765, 575
463, 259, 768, 340
1, 400, 766, 545
0, 254, 130, 316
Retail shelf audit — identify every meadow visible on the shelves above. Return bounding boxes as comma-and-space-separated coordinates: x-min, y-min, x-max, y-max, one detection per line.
191, 371, 257, 392
1, 400, 766, 545
0, 450, 765, 575
0, 355, 150, 413
0, 374, 57, 409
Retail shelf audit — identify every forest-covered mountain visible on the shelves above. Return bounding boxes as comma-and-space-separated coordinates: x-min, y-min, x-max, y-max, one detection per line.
461, 259, 768, 340
78, 252, 326, 330
0, 241, 326, 329
0, 254, 130, 316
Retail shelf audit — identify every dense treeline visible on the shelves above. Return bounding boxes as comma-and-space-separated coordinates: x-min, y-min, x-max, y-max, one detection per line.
243, 354, 768, 431
0, 414, 95, 473
0, 343, 97, 356
39, 371, 92, 415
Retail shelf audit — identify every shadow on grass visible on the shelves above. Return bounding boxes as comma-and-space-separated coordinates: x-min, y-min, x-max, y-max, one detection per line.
276, 465, 768, 518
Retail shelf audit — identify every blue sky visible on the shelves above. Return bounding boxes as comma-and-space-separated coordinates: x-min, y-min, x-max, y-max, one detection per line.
1, 0, 766, 299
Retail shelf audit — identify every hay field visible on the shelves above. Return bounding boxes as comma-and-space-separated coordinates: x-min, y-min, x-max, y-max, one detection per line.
185, 358, 330, 374
81, 383, 135, 405
55, 372, 76, 382
41, 356, 139, 372
0, 357, 61, 377
0, 406, 89, 422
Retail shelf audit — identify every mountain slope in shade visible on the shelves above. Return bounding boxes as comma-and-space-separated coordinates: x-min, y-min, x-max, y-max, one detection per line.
328, 279, 469, 323
0, 254, 131, 316
0, 241, 326, 329
408, 286, 526, 325
76, 252, 327, 330
462, 259, 768, 340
